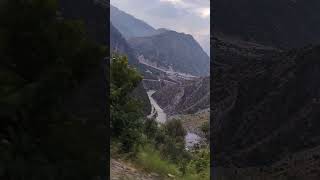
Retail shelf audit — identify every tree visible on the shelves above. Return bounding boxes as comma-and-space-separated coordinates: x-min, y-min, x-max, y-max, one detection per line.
164, 119, 187, 146
110, 54, 145, 153
201, 121, 210, 143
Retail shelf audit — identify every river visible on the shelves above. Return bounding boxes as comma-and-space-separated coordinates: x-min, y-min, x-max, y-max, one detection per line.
146, 90, 201, 149
146, 90, 167, 123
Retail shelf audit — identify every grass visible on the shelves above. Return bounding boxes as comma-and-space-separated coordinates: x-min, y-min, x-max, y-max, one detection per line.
135, 145, 180, 176
135, 145, 209, 180
111, 143, 209, 180
180, 167, 210, 180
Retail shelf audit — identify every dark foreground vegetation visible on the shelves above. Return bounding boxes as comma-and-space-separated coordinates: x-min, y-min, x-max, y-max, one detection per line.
0, 0, 107, 179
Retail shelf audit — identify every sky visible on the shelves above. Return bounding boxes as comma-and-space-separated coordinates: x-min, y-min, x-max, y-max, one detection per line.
110, 0, 210, 56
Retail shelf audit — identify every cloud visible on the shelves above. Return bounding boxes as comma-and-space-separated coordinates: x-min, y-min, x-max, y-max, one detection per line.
195, 7, 210, 19
159, 0, 210, 19
159, 0, 182, 4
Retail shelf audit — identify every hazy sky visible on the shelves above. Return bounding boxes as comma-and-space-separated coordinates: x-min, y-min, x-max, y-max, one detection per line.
110, 0, 210, 55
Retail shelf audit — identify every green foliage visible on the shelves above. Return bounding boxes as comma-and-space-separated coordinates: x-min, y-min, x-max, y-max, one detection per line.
164, 119, 187, 145
134, 145, 209, 180
110, 54, 145, 153
142, 119, 192, 174
186, 149, 210, 178
200, 121, 210, 143
136, 145, 180, 176
109, 29, 210, 180
110, 54, 142, 104
143, 118, 159, 141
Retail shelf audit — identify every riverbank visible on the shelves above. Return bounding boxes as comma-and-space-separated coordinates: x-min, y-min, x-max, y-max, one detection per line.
146, 90, 202, 149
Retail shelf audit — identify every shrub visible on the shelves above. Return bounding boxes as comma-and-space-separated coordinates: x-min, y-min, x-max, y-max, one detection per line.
164, 119, 186, 145
200, 121, 210, 143
110, 54, 145, 153
136, 145, 180, 176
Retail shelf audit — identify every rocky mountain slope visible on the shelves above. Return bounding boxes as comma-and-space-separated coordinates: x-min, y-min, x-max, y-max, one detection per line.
169, 109, 209, 135
129, 30, 210, 76
152, 77, 209, 116
110, 5, 156, 39
110, 23, 139, 65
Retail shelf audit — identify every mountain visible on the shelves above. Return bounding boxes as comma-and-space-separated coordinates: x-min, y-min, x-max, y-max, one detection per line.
110, 23, 152, 115
214, 0, 320, 48
110, 4, 157, 39
128, 30, 210, 76
110, 5, 210, 117
197, 34, 210, 56
111, 5, 209, 76
110, 23, 139, 65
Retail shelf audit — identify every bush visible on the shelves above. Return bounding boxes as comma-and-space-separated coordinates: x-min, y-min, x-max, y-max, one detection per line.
110, 54, 146, 153
136, 145, 180, 176
144, 118, 159, 141
200, 121, 210, 143
165, 119, 187, 144
186, 149, 210, 178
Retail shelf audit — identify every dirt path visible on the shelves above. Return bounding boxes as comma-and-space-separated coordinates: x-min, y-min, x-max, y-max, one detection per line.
111, 159, 164, 180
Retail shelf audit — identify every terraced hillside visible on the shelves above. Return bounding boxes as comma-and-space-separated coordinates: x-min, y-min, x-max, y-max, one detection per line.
152, 77, 209, 116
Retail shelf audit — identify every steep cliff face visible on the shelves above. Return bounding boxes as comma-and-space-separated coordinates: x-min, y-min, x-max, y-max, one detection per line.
110, 5, 156, 39
110, 23, 140, 66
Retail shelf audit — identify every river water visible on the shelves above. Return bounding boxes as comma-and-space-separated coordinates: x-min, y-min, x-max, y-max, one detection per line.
147, 90, 166, 123
146, 90, 201, 149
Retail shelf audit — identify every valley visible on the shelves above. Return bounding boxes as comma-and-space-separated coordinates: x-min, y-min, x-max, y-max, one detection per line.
110, 3, 210, 179
110, 4, 209, 149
